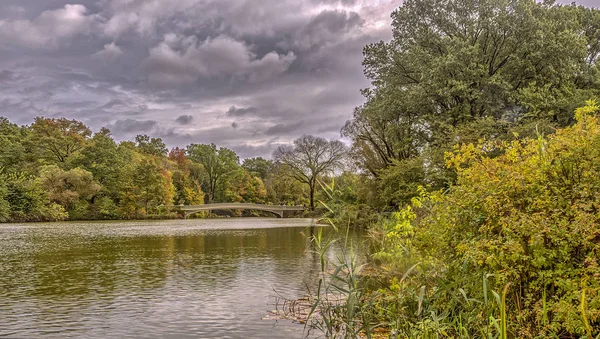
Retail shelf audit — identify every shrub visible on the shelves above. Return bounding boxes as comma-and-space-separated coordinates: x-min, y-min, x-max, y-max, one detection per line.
372, 101, 600, 337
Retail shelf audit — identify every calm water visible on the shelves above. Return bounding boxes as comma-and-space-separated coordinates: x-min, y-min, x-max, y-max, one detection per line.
0, 218, 331, 338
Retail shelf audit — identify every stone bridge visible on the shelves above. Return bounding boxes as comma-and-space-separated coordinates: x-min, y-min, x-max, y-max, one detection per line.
174, 203, 306, 218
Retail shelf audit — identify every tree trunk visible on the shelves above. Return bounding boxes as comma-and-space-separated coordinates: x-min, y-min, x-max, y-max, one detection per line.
309, 183, 315, 210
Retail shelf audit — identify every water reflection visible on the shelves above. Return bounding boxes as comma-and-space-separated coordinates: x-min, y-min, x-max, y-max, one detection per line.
0, 219, 329, 338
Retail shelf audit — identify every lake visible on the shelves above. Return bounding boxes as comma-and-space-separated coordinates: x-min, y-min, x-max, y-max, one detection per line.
0, 218, 334, 338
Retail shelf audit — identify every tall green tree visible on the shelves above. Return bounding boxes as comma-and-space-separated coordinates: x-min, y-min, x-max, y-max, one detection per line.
25, 117, 91, 166
2, 172, 67, 221
135, 158, 173, 214
0, 117, 28, 173
242, 157, 273, 180
0, 181, 10, 222
117, 155, 174, 217
71, 128, 127, 199
343, 0, 600, 202
265, 164, 308, 206
186, 144, 240, 203
38, 165, 101, 217
168, 147, 205, 205
135, 134, 168, 156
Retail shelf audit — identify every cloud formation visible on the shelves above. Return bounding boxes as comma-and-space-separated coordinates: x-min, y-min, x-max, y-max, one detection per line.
227, 106, 258, 117
143, 34, 296, 87
0, 0, 590, 158
107, 119, 159, 134
175, 114, 194, 125
0, 4, 101, 49
93, 42, 125, 62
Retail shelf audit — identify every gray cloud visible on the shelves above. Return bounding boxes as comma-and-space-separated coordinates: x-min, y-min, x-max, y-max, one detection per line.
92, 42, 124, 62
0, 70, 18, 82
107, 119, 158, 135
100, 99, 127, 109
291, 9, 364, 52
175, 114, 194, 124
0, 98, 47, 120
310, 0, 357, 5
142, 34, 296, 87
232, 142, 282, 159
7, 0, 560, 157
0, 4, 101, 49
264, 121, 304, 136
567, 0, 598, 7
227, 106, 258, 116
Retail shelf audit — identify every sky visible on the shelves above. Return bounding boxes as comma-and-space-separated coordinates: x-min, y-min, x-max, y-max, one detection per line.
0, 0, 595, 158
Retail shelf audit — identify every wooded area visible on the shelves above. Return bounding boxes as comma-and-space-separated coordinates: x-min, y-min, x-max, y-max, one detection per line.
0, 116, 349, 221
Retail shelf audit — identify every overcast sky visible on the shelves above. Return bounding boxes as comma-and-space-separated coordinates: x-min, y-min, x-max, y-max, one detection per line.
0, 0, 595, 158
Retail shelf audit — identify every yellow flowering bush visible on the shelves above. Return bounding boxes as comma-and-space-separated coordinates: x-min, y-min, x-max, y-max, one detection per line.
374, 102, 600, 337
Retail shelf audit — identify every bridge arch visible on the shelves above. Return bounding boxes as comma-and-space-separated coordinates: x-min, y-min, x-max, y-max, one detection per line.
174, 203, 305, 219
184, 208, 284, 218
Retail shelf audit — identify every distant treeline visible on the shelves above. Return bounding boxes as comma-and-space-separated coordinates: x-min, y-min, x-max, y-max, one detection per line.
0, 117, 321, 222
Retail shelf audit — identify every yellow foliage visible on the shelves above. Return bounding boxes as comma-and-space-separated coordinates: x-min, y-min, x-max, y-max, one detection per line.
377, 101, 600, 337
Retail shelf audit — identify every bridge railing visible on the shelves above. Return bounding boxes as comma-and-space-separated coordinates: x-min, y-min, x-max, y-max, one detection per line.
170, 203, 306, 211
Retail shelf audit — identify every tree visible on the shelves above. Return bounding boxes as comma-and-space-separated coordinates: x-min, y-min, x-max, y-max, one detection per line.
2, 172, 67, 221
135, 134, 168, 156
117, 156, 174, 217
169, 147, 188, 166
264, 164, 307, 206
71, 128, 126, 199
38, 165, 101, 215
134, 158, 173, 214
243, 176, 267, 203
0, 117, 28, 173
186, 144, 240, 203
343, 0, 600, 202
273, 135, 347, 209
0, 181, 10, 222
169, 148, 206, 206
226, 171, 267, 204
26, 117, 91, 165
242, 157, 273, 180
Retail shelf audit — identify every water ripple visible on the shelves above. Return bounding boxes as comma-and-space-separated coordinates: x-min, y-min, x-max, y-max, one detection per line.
0, 219, 324, 338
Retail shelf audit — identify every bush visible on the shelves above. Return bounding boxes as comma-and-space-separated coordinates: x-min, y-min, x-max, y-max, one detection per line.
0, 183, 10, 222
2, 172, 68, 222
371, 101, 600, 337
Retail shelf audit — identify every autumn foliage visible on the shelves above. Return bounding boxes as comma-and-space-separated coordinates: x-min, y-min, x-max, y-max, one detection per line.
371, 102, 600, 337
0, 117, 311, 221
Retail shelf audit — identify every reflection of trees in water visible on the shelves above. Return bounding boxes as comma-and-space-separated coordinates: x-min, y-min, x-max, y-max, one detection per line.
0, 222, 369, 339
22, 234, 176, 299
1, 225, 339, 301
0, 222, 366, 337
173, 227, 320, 295
262, 226, 368, 301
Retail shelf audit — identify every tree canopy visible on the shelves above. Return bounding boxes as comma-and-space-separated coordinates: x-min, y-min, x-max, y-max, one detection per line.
0, 117, 340, 221
343, 0, 600, 206
26, 117, 92, 165
186, 143, 241, 203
